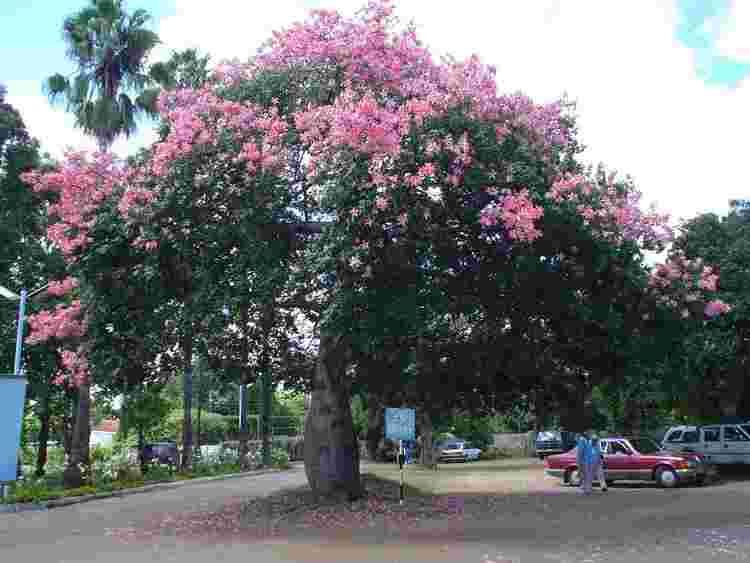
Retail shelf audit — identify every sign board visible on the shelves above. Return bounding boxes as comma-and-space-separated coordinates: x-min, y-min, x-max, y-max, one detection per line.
0, 376, 27, 482
385, 408, 415, 441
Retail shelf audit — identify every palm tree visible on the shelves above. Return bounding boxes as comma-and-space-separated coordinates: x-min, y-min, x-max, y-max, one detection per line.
44, 0, 161, 152
43, 0, 159, 489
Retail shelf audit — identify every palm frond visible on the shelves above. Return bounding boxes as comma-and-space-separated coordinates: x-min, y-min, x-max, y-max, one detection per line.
118, 93, 137, 138
70, 74, 93, 106
147, 62, 174, 89
135, 88, 160, 117
43, 74, 71, 104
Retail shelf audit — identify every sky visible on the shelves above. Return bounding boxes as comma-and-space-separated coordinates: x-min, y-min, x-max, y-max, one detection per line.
2, 0, 749, 225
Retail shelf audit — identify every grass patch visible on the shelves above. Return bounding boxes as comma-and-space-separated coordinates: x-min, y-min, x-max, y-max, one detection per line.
2, 461, 287, 505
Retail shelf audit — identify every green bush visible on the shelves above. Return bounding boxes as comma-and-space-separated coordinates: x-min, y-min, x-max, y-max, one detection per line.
158, 409, 235, 445
143, 463, 175, 482
271, 447, 290, 469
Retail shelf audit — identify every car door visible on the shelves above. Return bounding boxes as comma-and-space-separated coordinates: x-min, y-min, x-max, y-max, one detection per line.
701, 426, 722, 463
604, 440, 633, 480
679, 428, 701, 454
722, 425, 750, 463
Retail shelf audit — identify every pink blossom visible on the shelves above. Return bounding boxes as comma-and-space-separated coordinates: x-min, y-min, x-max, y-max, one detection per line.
480, 189, 543, 242
26, 301, 86, 345
47, 277, 79, 297
705, 300, 731, 317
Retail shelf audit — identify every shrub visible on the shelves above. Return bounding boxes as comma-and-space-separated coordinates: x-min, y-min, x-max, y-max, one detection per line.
271, 447, 290, 469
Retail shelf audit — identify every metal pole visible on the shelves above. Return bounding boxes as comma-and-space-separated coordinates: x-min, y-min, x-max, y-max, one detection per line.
239, 384, 247, 432
13, 289, 27, 376
399, 439, 405, 505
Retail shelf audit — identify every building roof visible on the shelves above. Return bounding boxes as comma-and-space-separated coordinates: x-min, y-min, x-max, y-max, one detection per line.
93, 418, 120, 433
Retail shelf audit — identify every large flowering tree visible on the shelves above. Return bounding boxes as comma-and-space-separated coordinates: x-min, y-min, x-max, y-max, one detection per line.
24, 1, 730, 496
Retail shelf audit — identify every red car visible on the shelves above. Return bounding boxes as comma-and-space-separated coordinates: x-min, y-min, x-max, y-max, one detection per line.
544, 436, 711, 488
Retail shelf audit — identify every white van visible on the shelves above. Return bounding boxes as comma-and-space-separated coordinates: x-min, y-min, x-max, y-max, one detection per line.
661, 422, 750, 464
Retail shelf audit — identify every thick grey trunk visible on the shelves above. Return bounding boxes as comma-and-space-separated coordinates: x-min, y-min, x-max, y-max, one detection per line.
304, 333, 361, 500
419, 409, 436, 468
63, 383, 91, 488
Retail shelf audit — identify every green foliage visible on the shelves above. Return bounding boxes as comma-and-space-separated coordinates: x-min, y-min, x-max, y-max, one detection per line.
351, 394, 367, 439
270, 447, 290, 469
436, 415, 495, 450
158, 409, 235, 445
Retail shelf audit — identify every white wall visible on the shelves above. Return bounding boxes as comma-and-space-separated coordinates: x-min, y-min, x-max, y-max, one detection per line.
90, 431, 115, 448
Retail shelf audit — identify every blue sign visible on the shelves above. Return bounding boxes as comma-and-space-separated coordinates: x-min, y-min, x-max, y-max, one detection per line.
0, 376, 27, 482
385, 408, 415, 441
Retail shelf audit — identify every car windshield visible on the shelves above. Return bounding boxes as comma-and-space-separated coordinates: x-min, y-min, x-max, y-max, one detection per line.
628, 438, 661, 454
537, 431, 560, 440
443, 442, 461, 449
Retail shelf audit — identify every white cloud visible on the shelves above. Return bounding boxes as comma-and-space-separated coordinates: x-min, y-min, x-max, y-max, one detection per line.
5, 80, 157, 160
152, 0, 314, 64
717, 0, 750, 62
10, 1, 750, 227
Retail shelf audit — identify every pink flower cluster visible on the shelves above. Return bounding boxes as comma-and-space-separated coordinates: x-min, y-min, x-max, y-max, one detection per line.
254, 0, 572, 156
53, 347, 89, 387
21, 152, 121, 257
547, 173, 673, 248
649, 252, 731, 319
705, 300, 732, 317
479, 189, 544, 242
47, 277, 79, 297
26, 300, 86, 345
649, 254, 718, 290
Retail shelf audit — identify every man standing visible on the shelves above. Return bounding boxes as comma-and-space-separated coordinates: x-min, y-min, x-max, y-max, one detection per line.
576, 431, 594, 494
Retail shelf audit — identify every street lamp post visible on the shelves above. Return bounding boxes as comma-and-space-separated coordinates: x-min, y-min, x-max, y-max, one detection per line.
0, 282, 47, 500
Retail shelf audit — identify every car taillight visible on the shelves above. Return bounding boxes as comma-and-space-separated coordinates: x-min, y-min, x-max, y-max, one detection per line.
674, 460, 689, 469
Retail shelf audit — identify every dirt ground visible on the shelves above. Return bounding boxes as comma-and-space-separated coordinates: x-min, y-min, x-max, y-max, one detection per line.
5, 459, 750, 562
350, 458, 750, 562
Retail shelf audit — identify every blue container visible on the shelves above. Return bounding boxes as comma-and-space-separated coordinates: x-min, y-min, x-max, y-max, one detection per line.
0, 376, 27, 482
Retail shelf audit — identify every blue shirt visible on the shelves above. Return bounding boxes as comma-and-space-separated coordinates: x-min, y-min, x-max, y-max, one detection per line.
576, 436, 597, 465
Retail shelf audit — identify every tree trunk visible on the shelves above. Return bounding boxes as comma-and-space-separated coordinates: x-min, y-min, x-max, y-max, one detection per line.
621, 395, 642, 435
734, 337, 750, 418
35, 386, 50, 478
259, 301, 275, 467
63, 383, 91, 488
303, 333, 361, 501
365, 392, 383, 461
261, 367, 272, 467
532, 388, 547, 432
138, 427, 147, 475
419, 409, 436, 468
238, 306, 252, 470
181, 325, 194, 472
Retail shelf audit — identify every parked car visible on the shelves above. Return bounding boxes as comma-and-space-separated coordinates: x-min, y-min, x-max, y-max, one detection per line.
437, 440, 482, 462
661, 421, 750, 464
142, 441, 179, 466
544, 436, 712, 488
535, 430, 579, 459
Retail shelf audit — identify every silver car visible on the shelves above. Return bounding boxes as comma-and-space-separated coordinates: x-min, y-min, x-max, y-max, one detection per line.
438, 440, 482, 462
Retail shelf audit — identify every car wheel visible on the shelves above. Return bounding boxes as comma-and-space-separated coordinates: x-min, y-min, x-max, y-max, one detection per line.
695, 475, 706, 486
656, 466, 679, 488
566, 468, 581, 487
